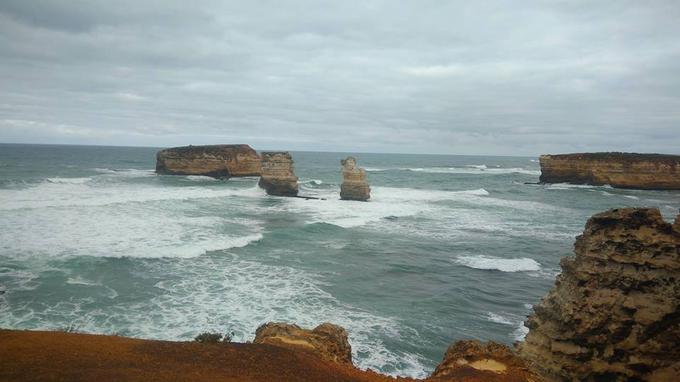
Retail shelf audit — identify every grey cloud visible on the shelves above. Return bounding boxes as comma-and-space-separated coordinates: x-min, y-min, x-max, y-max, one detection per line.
0, 1, 679, 155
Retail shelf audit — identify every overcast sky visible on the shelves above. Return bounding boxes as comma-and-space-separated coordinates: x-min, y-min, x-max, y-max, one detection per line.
0, 1, 679, 155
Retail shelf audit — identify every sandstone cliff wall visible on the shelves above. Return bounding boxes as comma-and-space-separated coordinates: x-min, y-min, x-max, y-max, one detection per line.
518, 208, 680, 381
539, 153, 680, 190
156, 144, 261, 177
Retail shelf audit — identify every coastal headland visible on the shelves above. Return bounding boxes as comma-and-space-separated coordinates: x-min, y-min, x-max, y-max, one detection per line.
539, 152, 680, 190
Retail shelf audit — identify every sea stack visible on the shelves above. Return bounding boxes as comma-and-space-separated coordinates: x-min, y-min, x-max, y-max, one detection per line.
539, 152, 680, 190
155, 144, 261, 178
518, 207, 680, 381
258, 152, 299, 196
340, 157, 370, 201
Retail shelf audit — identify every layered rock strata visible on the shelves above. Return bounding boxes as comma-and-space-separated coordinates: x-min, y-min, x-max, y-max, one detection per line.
340, 156, 370, 201
518, 207, 680, 381
539, 152, 680, 190
156, 144, 261, 177
258, 152, 299, 196
430, 340, 538, 382
253, 322, 352, 366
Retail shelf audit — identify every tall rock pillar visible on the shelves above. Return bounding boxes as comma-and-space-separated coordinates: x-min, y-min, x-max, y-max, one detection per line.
340, 157, 370, 201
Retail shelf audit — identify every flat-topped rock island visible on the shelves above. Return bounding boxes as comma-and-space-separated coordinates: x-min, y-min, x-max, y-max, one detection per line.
156, 144, 262, 178
539, 152, 680, 190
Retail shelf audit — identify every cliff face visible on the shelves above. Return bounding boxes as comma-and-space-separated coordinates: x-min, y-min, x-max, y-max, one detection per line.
258, 152, 299, 196
156, 144, 261, 177
539, 153, 680, 190
518, 208, 680, 381
340, 157, 370, 201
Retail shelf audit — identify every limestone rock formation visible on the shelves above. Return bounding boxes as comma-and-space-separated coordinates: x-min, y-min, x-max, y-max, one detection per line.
539, 152, 680, 190
340, 157, 370, 201
518, 207, 680, 381
156, 144, 261, 177
430, 340, 539, 382
253, 322, 352, 366
258, 152, 299, 196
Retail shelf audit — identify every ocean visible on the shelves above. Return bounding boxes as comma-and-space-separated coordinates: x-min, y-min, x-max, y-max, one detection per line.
1, 143, 678, 378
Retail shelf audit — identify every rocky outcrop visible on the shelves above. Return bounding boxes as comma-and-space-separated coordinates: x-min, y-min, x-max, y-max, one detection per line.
429, 340, 538, 382
518, 208, 680, 381
340, 157, 370, 201
253, 322, 352, 366
539, 152, 680, 190
156, 144, 261, 177
258, 152, 299, 196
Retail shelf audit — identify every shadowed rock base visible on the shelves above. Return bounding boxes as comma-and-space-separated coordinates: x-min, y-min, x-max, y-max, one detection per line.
518, 207, 680, 381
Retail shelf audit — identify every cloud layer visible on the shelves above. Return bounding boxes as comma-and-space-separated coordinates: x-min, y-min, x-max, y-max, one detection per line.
1, 1, 679, 155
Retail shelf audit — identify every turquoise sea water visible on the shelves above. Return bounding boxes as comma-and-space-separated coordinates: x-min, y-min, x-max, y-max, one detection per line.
1, 143, 679, 377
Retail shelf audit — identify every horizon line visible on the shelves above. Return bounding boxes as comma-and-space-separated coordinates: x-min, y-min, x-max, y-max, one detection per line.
0, 141, 539, 158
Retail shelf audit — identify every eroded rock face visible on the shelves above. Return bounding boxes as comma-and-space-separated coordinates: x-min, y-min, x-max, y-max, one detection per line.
258, 152, 299, 196
253, 322, 352, 366
539, 153, 680, 190
518, 208, 680, 381
156, 144, 261, 177
340, 157, 370, 201
429, 340, 538, 382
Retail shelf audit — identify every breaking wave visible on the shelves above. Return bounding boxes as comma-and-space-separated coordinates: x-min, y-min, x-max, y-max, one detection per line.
454, 255, 541, 272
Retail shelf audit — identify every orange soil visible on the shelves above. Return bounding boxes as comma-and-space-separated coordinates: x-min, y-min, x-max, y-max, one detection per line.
0, 329, 415, 382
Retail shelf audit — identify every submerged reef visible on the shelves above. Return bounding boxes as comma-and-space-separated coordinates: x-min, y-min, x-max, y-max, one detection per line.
539, 152, 680, 190
155, 144, 261, 177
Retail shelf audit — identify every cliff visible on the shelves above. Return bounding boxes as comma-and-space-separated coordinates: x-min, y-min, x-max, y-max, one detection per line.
156, 144, 261, 177
539, 152, 680, 190
340, 157, 371, 201
518, 208, 680, 381
258, 152, 299, 196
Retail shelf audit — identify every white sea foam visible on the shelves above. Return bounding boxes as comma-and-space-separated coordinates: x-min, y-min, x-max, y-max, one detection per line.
66, 276, 101, 286
300, 179, 323, 186
623, 195, 640, 200
282, 186, 493, 228
0, 181, 265, 210
92, 168, 155, 177
0, 196, 264, 259
0, 256, 430, 378
484, 312, 529, 341
455, 256, 541, 272
46, 177, 91, 184
485, 312, 514, 325
184, 175, 218, 182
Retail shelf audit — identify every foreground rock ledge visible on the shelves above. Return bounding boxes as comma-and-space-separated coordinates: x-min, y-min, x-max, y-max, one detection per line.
539, 152, 680, 190
254, 322, 353, 366
430, 340, 538, 382
156, 144, 261, 177
518, 207, 680, 381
